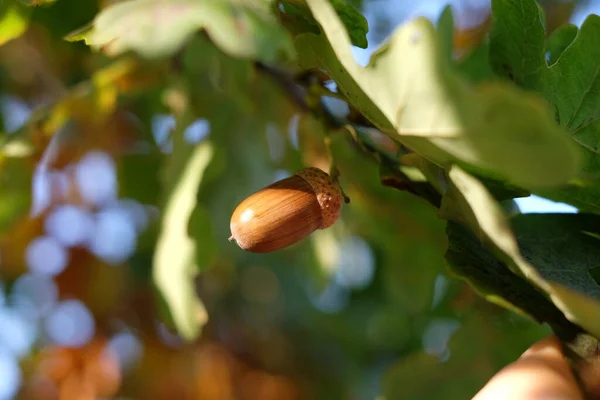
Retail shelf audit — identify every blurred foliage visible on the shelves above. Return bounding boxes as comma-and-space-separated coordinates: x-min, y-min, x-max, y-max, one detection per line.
0, 0, 599, 399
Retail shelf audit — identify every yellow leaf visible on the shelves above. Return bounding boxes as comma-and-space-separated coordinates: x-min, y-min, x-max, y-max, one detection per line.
0, 0, 30, 46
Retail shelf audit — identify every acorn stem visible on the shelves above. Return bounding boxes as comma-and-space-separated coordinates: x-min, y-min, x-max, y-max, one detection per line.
324, 138, 351, 205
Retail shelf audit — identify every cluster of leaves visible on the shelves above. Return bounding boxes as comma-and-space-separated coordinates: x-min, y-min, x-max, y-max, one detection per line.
292, 0, 600, 381
1, 0, 600, 398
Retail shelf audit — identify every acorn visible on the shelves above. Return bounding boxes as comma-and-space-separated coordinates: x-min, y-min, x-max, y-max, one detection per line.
229, 167, 343, 253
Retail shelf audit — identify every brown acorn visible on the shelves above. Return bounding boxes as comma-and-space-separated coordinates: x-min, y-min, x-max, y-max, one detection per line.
229, 167, 343, 253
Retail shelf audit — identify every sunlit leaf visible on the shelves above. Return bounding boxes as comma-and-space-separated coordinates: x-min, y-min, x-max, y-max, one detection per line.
0, 0, 30, 46
153, 133, 214, 340
4, 0, 600, 396
442, 165, 600, 345
297, 1, 579, 189
65, 0, 294, 61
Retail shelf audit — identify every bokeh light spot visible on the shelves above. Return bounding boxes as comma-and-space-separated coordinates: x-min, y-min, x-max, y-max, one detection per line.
11, 273, 58, 319
25, 236, 69, 276
287, 114, 299, 149
0, 280, 5, 307
0, 308, 37, 359
266, 123, 285, 162
108, 332, 143, 372
45, 205, 95, 247
88, 208, 137, 265
334, 236, 375, 290
309, 282, 349, 314
272, 169, 291, 183
431, 275, 448, 309
184, 119, 210, 144
151, 114, 175, 152
106, 199, 150, 233
0, 350, 22, 400
44, 300, 95, 347
422, 318, 461, 359
75, 151, 118, 207
1, 95, 31, 133
321, 95, 349, 118
31, 167, 53, 217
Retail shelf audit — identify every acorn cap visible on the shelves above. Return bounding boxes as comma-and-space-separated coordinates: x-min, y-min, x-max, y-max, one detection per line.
294, 167, 342, 229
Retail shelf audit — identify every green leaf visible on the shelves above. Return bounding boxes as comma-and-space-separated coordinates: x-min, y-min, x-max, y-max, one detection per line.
545, 23, 578, 66
328, 0, 368, 48
475, 175, 530, 202
297, 2, 463, 138
0, 0, 30, 46
297, 0, 580, 189
441, 165, 600, 343
446, 221, 584, 339
456, 39, 496, 84
281, 0, 369, 48
511, 213, 600, 300
118, 152, 162, 206
488, 0, 546, 90
546, 14, 600, 132
538, 122, 600, 213
65, 0, 295, 61
487, 3, 599, 135
153, 133, 214, 341
534, 16, 600, 212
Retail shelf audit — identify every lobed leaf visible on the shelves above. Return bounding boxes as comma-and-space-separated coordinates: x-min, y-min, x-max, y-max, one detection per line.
545, 23, 578, 66
534, 15, 600, 213
298, 0, 579, 189
65, 0, 294, 62
546, 14, 600, 134
488, 2, 600, 213
488, 0, 546, 90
